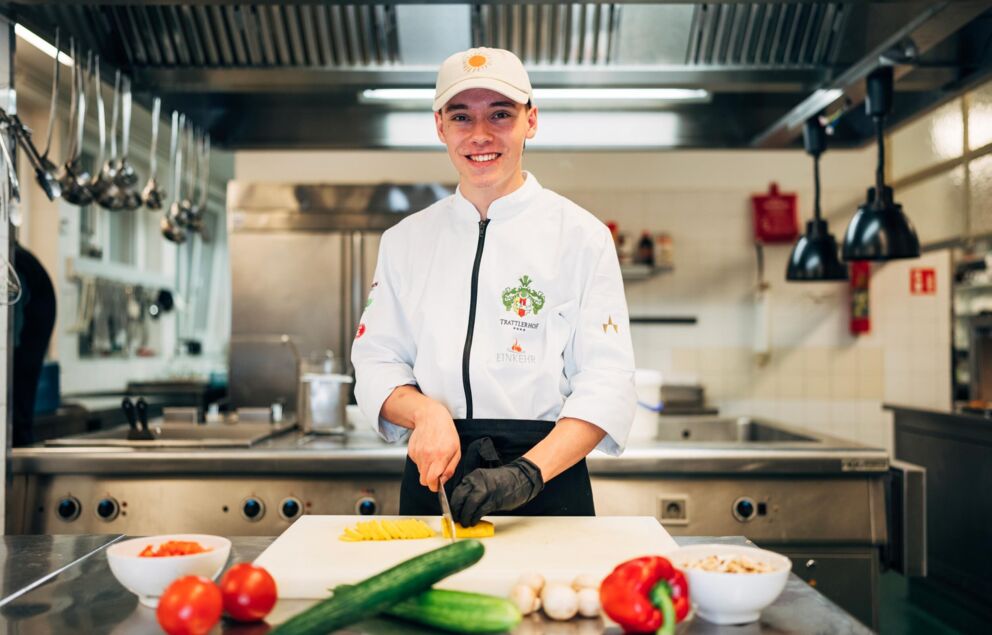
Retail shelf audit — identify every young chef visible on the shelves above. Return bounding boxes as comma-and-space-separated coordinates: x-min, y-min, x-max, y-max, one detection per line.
351, 47, 636, 527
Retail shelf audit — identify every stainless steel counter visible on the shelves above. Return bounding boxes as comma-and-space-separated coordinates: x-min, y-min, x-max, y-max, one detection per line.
12, 418, 890, 476
0, 534, 871, 634
0, 534, 123, 607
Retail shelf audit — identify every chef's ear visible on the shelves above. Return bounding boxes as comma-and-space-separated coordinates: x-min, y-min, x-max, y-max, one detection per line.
525, 103, 538, 140
435, 110, 447, 144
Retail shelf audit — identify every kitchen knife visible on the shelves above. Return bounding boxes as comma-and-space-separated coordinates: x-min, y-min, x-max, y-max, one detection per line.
438, 479, 456, 543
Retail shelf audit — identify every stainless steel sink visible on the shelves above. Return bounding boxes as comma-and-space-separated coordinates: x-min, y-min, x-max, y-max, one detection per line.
656, 417, 818, 443
44, 421, 297, 448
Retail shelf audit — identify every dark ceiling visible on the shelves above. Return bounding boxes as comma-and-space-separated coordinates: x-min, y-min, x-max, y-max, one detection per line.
3, 1, 992, 150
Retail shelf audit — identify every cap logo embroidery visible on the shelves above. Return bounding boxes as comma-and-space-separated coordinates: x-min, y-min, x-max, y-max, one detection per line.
464, 52, 490, 72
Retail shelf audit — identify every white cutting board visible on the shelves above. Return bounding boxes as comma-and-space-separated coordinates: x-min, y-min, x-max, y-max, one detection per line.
255, 515, 679, 599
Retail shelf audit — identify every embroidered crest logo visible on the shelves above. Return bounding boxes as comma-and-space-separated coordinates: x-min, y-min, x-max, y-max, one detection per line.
502, 275, 546, 318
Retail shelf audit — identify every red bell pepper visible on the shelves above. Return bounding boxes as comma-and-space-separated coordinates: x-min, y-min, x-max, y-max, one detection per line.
599, 556, 691, 634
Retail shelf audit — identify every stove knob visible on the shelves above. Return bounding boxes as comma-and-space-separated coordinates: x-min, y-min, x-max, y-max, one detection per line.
732, 497, 756, 522
356, 496, 377, 516
57, 496, 81, 522
280, 497, 302, 520
242, 497, 265, 521
96, 497, 119, 521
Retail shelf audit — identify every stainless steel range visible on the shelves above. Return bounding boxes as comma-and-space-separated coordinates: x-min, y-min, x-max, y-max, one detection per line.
7, 415, 923, 629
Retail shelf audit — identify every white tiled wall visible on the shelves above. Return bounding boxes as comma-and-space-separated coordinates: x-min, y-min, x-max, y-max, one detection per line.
554, 184, 953, 453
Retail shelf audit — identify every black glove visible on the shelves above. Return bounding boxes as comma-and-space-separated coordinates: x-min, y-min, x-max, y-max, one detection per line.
449, 457, 544, 527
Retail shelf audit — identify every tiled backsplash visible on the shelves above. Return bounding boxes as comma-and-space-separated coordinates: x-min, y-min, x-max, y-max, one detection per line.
559, 186, 952, 454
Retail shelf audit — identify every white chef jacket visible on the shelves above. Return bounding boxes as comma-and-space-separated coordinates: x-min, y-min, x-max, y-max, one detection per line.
351, 173, 636, 455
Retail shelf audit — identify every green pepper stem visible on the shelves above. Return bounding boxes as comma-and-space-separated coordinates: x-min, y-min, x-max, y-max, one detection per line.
650, 582, 676, 635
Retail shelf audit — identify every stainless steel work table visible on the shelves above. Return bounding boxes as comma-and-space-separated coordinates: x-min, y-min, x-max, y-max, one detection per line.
13, 423, 890, 476
0, 535, 871, 634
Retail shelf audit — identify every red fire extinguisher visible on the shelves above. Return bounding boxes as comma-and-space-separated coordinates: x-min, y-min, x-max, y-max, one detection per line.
850, 261, 870, 334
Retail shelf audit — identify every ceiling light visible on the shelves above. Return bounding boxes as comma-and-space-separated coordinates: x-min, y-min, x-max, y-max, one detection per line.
15, 24, 71, 66
786, 117, 848, 282
361, 87, 710, 104
842, 66, 920, 261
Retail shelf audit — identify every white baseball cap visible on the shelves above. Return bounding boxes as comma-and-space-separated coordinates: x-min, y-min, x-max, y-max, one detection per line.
433, 47, 533, 112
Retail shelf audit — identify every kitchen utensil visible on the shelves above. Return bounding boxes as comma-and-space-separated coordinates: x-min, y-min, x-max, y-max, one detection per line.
175, 123, 197, 228
141, 97, 166, 209
665, 544, 791, 625
161, 112, 187, 243
438, 480, 456, 543
135, 397, 151, 431
56, 44, 95, 206
121, 397, 137, 430
94, 69, 126, 209
0, 120, 21, 202
122, 397, 154, 440
297, 372, 352, 435
115, 76, 139, 190
0, 31, 63, 201
106, 534, 231, 607
255, 515, 679, 599
32, 27, 62, 200
1, 252, 22, 306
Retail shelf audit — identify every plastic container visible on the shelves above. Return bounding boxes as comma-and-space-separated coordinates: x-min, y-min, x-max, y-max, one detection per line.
630, 369, 664, 443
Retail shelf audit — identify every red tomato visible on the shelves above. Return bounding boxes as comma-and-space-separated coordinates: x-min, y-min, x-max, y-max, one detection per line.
219, 563, 278, 622
156, 576, 222, 635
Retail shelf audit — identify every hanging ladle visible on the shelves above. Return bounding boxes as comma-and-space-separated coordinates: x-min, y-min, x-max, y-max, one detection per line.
94, 69, 127, 210
116, 76, 143, 211
175, 124, 197, 228
18, 26, 62, 201
141, 97, 166, 209
160, 111, 186, 243
192, 133, 211, 240
56, 47, 94, 206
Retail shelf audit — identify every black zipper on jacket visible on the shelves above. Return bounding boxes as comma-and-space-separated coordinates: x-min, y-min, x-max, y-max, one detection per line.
462, 219, 491, 420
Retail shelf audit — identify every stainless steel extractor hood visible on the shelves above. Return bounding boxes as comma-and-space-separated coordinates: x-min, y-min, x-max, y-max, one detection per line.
6, 1, 992, 149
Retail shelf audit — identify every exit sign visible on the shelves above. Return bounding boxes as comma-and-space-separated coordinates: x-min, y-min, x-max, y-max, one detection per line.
910, 268, 936, 295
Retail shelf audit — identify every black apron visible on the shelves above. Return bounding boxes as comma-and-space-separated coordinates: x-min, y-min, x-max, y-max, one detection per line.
399, 419, 595, 517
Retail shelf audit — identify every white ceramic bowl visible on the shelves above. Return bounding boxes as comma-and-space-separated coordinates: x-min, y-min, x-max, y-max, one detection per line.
106, 534, 231, 607
667, 544, 791, 625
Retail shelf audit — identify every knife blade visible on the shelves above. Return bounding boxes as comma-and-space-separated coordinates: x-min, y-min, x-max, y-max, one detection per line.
438, 479, 456, 543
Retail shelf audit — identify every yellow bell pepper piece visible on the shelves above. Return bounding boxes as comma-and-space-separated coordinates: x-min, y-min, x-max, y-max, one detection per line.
441, 520, 495, 539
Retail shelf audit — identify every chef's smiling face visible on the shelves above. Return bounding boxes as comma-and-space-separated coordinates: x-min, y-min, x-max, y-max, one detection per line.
435, 88, 538, 200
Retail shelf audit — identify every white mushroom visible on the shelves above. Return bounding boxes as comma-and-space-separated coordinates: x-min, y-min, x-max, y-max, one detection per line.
541, 582, 579, 621
571, 574, 600, 591
517, 571, 546, 593
576, 587, 601, 617
509, 583, 541, 616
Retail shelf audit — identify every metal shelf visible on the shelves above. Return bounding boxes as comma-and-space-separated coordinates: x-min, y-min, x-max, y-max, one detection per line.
621, 263, 674, 281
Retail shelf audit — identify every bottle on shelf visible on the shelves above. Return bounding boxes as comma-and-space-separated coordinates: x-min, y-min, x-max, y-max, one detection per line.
656, 233, 674, 268
636, 231, 655, 266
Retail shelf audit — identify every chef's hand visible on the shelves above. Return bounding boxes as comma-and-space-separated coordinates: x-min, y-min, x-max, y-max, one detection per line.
450, 458, 544, 527
408, 400, 460, 493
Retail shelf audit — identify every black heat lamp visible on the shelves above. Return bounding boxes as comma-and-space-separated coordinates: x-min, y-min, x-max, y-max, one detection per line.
842, 66, 920, 261
786, 117, 848, 281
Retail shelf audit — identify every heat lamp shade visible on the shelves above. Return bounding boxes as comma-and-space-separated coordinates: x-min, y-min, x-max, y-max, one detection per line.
786, 219, 848, 281
842, 188, 920, 261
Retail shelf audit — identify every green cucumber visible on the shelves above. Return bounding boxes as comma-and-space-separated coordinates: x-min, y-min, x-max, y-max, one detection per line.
271, 540, 485, 635
337, 585, 521, 634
